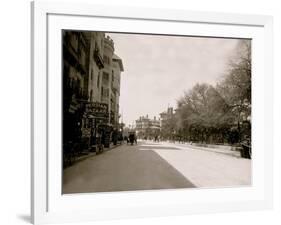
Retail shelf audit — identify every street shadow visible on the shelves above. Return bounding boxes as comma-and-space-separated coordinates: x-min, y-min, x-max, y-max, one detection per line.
63, 145, 196, 194
17, 214, 30, 223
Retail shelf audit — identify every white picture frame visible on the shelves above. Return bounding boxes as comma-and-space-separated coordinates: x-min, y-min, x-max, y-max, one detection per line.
31, 1, 273, 224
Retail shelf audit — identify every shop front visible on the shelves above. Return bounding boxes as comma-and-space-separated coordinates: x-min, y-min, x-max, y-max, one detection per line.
83, 102, 112, 150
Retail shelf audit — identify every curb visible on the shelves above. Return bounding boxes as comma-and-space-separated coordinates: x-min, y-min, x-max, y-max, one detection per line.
183, 144, 241, 157
188, 146, 241, 158
71, 143, 124, 165
162, 142, 241, 158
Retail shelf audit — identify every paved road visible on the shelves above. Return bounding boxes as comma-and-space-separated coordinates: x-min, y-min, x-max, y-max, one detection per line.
63, 141, 251, 194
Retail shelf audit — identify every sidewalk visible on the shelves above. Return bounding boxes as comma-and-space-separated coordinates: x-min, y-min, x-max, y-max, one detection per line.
163, 141, 241, 158
69, 142, 124, 167
185, 144, 241, 157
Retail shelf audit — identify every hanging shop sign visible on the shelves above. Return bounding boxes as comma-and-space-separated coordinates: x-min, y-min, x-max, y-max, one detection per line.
84, 102, 109, 118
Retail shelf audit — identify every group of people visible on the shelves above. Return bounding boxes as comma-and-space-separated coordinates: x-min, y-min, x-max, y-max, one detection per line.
124, 133, 137, 145
154, 135, 160, 142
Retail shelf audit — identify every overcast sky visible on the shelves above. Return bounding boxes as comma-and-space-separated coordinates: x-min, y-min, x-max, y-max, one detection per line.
107, 33, 239, 126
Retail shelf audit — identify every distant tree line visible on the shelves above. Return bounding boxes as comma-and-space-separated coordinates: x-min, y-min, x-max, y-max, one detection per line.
162, 40, 251, 145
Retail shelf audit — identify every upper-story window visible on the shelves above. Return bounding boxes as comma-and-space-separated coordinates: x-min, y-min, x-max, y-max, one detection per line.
101, 87, 109, 98
80, 49, 86, 66
112, 70, 114, 82
102, 72, 109, 84
97, 71, 100, 88
91, 69, 93, 81
92, 39, 96, 52
103, 55, 111, 65
93, 42, 98, 58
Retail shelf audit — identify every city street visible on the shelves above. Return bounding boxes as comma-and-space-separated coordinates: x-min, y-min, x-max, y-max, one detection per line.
63, 141, 251, 194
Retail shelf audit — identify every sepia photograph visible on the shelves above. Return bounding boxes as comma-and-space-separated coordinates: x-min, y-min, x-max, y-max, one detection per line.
62, 31, 252, 194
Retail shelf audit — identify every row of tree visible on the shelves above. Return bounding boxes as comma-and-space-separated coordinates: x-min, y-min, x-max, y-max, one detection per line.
162, 40, 251, 145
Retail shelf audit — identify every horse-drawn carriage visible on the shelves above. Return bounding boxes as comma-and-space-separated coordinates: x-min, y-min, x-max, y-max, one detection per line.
127, 132, 137, 145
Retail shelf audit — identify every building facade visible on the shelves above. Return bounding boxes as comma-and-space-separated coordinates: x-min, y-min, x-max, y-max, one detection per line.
112, 54, 124, 128
101, 36, 114, 113
85, 32, 105, 103
159, 107, 174, 127
159, 107, 175, 140
62, 31, 89, 147
135, 115, 160, 139
63, 31, 124, 151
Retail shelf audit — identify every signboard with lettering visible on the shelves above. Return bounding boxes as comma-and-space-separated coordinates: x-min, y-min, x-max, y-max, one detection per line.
84, 102, 109, 118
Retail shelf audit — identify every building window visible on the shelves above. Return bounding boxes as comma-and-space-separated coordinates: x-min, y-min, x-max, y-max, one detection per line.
92, 38, 96, 52
102, 72, 109, 84
91, 69, 93, 81
81, 49, 86, 66
103, 55, 110, 65
101, 87, 109, 98
90, 90, 93, 102
93, 42, 97, 59
97, 72, 100, 88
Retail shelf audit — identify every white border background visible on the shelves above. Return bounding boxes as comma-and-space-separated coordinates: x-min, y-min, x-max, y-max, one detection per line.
0, 0, 280, 225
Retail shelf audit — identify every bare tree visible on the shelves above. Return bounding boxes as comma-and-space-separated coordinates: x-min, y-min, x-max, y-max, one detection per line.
217, 40, 251, 141
174, 40, 251, 145
176, 83, 234, 143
